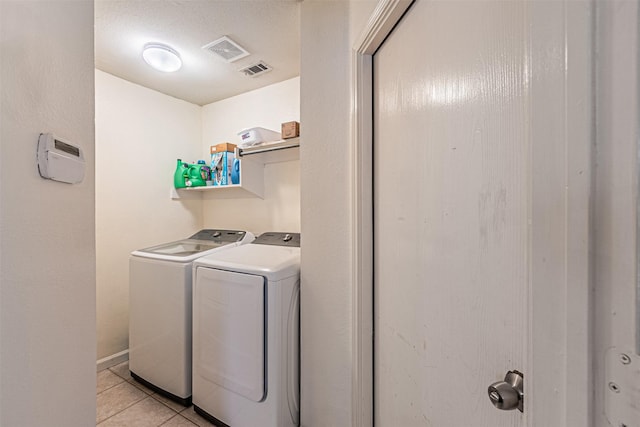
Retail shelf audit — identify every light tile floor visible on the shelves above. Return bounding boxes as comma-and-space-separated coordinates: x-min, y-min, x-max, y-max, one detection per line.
97, 361, 215, 426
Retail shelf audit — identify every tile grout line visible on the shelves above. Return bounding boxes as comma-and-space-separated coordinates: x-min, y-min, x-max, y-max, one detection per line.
98, 364, 197, 426
96, 377, 126, 396
125, 378, 156, 396
159, 413, 195, 427
96, 394, 151, 426
148, 393, 189, 414
107, 367, 132, 381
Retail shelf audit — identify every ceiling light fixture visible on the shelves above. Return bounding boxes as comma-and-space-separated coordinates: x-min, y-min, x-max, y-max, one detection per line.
142, 43, 182, 72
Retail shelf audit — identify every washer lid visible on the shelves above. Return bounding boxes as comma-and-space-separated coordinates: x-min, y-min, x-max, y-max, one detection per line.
131, 230, 254, 262
134, 240, 223, 257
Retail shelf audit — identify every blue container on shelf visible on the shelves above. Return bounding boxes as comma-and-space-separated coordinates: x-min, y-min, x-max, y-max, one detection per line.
231, 158, 240, 185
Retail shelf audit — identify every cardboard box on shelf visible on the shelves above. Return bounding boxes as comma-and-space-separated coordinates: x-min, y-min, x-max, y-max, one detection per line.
281, 121, 300, 139
210, 142, 236, 153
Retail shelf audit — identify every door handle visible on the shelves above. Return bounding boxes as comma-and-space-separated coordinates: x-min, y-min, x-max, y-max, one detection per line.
488, 370, 524, 412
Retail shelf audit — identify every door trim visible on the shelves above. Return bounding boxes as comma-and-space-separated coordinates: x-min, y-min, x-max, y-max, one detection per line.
350, 1, 413, 426
351, 1, 593, 426
525, 2, 594, 425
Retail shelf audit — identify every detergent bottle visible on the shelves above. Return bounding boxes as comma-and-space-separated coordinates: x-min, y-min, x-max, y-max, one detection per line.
173, 159, 188, 188
231, 158, 240, 185
196, 160, 211, 184
186, 164, 207, 187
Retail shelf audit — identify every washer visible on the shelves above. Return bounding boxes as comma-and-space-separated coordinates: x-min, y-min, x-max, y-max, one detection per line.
192, 232, 300, 427
129, 229, 254, 405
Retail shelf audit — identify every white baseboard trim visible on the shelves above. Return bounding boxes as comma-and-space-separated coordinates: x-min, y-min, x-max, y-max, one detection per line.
97, 349, 129, 372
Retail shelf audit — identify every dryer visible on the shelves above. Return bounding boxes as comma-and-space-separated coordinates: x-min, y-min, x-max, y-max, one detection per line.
129, 229, 254, 405
192, 232, 300, 427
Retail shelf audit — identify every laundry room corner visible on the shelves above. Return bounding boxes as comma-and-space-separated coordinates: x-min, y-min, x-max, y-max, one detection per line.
96, 71, 301, 366
200, 77, 301, 235
95, 70, 203, 362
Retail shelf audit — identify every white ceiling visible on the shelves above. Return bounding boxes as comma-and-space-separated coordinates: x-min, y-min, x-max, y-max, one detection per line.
95, 0, 301, 106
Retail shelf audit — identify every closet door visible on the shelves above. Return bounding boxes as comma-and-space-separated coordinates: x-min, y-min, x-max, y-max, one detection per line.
373, 1, 529, 425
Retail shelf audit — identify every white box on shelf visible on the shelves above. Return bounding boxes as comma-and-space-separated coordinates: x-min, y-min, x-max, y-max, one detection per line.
237, 127, 281, 148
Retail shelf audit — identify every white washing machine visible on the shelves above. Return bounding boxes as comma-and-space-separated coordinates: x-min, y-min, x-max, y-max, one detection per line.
129, 229, 254, 405
192, 232, 300, 427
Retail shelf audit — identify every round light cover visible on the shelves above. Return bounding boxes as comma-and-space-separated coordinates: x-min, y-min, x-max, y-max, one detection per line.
142, 43, 182, 72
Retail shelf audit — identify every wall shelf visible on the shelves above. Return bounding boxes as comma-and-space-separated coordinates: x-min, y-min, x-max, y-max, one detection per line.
235, 137, 299, 164
172, 138, 299, 200
172, 185, 261, 200
171, 156, 264, 199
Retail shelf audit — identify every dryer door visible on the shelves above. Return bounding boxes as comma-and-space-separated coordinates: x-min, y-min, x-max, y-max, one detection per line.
194, 267, 265, 402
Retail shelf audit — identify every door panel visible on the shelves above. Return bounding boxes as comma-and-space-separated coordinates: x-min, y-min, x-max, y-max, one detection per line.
373, 1, 528, 425
194, 267, 265, 402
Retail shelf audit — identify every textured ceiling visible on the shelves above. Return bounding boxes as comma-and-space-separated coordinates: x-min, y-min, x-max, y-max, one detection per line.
95, 0, 301, 106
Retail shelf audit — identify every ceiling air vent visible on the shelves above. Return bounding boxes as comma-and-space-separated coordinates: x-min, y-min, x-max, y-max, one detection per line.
239, 61, 273, 77
202, 36, 250, 63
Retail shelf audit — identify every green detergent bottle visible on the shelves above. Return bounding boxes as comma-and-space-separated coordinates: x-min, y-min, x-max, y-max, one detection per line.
186, 164, 207, 187
174, 159, 188, 188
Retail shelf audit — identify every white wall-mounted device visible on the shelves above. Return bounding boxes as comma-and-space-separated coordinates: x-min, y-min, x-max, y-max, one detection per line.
37, 133, 85, 184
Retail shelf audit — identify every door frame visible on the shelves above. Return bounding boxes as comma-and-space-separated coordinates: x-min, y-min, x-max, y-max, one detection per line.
350, 0, 593, 425
350, 2, 413, 426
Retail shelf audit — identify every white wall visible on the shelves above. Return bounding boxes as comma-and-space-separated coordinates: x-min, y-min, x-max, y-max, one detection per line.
300, 2, 377, 426
0, 1, 96, 425
201, 77, 300, 235
95, 70, 203, 360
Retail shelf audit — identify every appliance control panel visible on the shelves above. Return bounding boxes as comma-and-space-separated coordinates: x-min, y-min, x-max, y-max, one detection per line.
253, 232, 300, 247
189, 229, 247, 242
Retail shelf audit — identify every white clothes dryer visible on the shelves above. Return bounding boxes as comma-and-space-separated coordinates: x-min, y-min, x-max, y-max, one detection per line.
192, 232, 301, 427
129, 229, 254, 405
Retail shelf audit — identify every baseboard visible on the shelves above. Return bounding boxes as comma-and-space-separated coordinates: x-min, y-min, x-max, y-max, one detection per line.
96, 349, 129, 372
